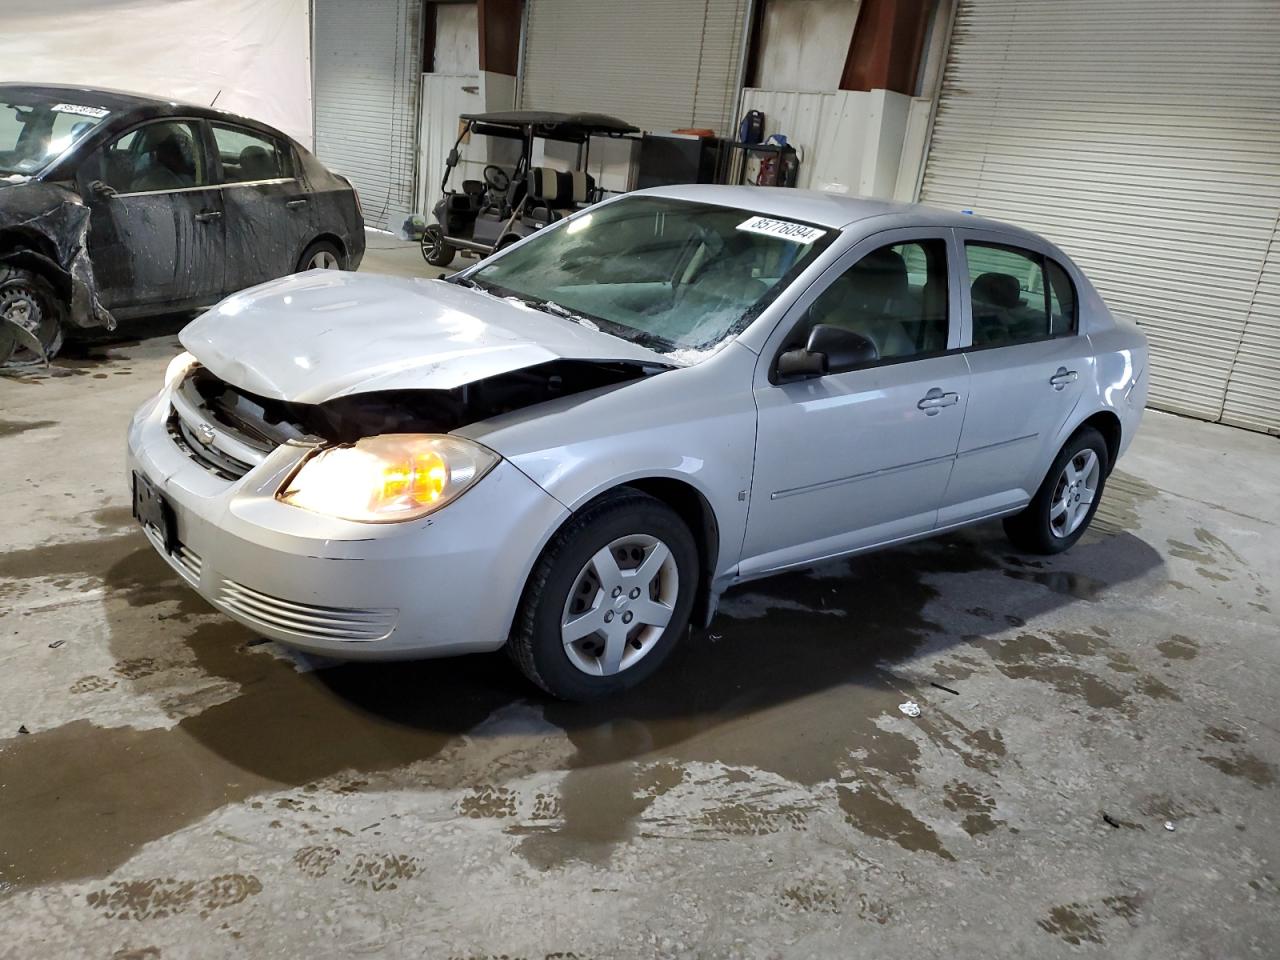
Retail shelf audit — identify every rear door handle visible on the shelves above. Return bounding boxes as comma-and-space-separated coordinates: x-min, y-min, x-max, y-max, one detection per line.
917, 387, 960, 415
1049, 367, 1079, 390
194, 210, 222, 223
285, 198, 309, 209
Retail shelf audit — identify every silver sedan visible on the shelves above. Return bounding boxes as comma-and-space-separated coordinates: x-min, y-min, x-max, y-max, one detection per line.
127, 185, 1149, 700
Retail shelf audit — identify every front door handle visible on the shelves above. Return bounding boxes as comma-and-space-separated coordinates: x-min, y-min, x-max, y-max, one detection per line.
1050, 367, 1079, 391
917, 387, 960, 416
194, 210, 223, 223
285, 198, 309, 209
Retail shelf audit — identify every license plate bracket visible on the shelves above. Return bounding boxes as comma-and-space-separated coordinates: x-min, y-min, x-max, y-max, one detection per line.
132, 471, 176, 553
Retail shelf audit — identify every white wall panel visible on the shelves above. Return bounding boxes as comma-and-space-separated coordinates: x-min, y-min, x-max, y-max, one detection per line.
0, 0, 311, 144
920, 0, 1280, 428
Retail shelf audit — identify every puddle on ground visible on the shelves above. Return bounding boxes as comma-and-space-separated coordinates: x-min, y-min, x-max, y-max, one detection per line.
0, 418, 57, 438
0, 516, 1164, 888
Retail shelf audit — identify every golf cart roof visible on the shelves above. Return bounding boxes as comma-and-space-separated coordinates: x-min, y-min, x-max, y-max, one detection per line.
459, 110, 638, 142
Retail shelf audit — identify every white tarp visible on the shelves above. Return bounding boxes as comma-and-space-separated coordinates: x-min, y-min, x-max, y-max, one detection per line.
0, 0, 313, 146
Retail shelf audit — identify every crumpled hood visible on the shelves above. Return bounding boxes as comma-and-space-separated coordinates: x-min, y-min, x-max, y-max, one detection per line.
180, 271, 669, 404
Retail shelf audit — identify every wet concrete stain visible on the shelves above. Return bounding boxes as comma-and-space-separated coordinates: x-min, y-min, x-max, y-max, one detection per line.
1199, 748, 1277, 788
0, 516, 1164, 888
942, 780, 1001, 836
1038, 894, 1142, 945
1157, 634, 1200, 660
1090, 470, 1160, 536
86, 874, 262, 920
0, 417, 57, 438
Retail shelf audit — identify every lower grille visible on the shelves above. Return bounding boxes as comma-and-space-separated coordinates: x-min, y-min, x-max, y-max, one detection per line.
218, 579, 398, 642
174, 544, 203, 581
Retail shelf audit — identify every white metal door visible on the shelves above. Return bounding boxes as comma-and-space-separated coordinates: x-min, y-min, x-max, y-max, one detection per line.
519, 0, 750, 137
312, 0, 423, 231
418, 75, 483, 221
919, 0, 1280, 431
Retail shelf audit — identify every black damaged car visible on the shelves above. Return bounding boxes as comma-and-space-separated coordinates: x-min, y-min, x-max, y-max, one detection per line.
0, 83, 364, 364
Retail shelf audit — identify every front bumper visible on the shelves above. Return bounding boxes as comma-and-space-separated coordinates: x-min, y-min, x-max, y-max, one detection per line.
126, 386, 568, 659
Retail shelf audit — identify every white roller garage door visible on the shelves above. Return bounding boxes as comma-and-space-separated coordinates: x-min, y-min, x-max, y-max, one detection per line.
312, 0, 423, 231
920, 0, 1280, 432
519, 0, 750, 136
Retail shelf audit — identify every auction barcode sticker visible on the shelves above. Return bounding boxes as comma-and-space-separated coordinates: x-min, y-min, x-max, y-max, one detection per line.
737, 216, 826, 244
54, 104, 110, 119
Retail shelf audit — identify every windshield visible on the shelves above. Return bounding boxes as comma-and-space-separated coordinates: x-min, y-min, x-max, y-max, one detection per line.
468, 196, 834, 355
0, 96, 111, 176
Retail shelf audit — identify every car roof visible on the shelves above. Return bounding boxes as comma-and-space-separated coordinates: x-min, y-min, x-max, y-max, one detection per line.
0, 83, 290, 140
634, 184, 1042, 242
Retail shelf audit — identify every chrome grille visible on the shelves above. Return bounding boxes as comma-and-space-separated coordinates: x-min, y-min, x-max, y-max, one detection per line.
168, 412, 254, 480
219, 579, 398, 642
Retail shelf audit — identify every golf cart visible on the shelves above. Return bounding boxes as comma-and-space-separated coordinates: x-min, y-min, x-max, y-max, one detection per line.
421, 110, 638, 268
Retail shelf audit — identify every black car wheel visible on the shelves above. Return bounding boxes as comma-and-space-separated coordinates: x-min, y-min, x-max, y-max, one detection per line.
297, 240, 345, 272
0, 266, 63, 366
421, 226, 456, 268
1003, 426, 1110, 555
507, 489, 699, 702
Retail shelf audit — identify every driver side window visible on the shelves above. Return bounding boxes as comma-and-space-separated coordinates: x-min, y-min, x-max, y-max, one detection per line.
84, 120, 209, 194
792, 238, 950, 364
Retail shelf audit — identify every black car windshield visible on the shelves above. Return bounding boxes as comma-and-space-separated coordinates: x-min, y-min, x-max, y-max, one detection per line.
468, 196, 834, 356
0, 96, 111, 176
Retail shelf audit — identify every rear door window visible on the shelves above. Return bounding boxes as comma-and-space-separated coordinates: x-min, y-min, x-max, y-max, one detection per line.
964, 242, 1077, 346
211, 124, 292, 183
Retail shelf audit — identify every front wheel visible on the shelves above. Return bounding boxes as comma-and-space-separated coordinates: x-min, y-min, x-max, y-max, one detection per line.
0, 265, 63, 365
507, 490, 699, 701
1003, 427, 1109, 554
421, 226, 456, 267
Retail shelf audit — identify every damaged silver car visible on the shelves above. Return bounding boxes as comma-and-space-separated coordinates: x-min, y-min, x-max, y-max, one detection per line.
0, 83, 364, 364
128, 186, 1148, 700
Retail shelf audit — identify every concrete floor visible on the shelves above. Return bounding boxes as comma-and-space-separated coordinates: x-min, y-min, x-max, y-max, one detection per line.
1, 234, 1278, 958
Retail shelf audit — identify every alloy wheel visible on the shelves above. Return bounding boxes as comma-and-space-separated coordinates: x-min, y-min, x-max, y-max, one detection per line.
1049, 448, 1100, 538
560, 534, 679, 676
308, 250, 340, 270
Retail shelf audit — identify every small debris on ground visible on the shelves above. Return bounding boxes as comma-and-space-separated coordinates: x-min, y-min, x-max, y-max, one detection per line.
898, 701, 922, 718
1164, 820, 1176, 832
48, 639, 65, 649
1103, 813, 1122, 829
930, 681, 960, 695
17, 724, 30, 735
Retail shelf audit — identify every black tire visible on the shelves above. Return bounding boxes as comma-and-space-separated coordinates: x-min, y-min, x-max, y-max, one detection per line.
0, 265, 64, 366
1003, 426, 1110, 555
296, 239, 346, 272
496, 234, 520, 250
507, 489, 699, 701
421, 226, 456, 268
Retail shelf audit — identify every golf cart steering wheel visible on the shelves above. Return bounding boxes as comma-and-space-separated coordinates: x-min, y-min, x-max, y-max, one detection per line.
484, 164, 510, 193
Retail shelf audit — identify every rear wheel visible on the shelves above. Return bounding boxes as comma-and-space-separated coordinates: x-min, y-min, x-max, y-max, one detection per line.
1003, 427, 1109, 554
507, 490, 698, 701
0, 266, 63, 365
297, 240, 345, 272
421, 226, 456, 268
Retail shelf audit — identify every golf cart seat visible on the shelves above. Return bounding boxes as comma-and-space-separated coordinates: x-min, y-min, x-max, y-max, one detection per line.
442, 180, 489, 232
525, 166, 596, 227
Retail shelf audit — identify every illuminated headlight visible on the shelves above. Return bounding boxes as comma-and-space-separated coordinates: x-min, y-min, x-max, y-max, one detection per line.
165, 351, 196, 386
277, 434, 499, 523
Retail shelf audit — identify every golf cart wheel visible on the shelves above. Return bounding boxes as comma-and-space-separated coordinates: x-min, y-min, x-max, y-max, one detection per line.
0, 265, 63, 366
422, 226, 456, 268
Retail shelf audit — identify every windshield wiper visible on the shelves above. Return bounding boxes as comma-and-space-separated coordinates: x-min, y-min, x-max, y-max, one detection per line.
539, 299, 600, 332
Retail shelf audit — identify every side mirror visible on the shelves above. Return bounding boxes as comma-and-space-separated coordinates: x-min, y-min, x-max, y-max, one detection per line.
88, 180, 118, 200
806, 323, 878, 374
777, 347, 827, 379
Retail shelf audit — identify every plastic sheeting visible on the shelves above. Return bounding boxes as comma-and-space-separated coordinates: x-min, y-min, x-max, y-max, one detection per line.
0, 0, 312, 146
